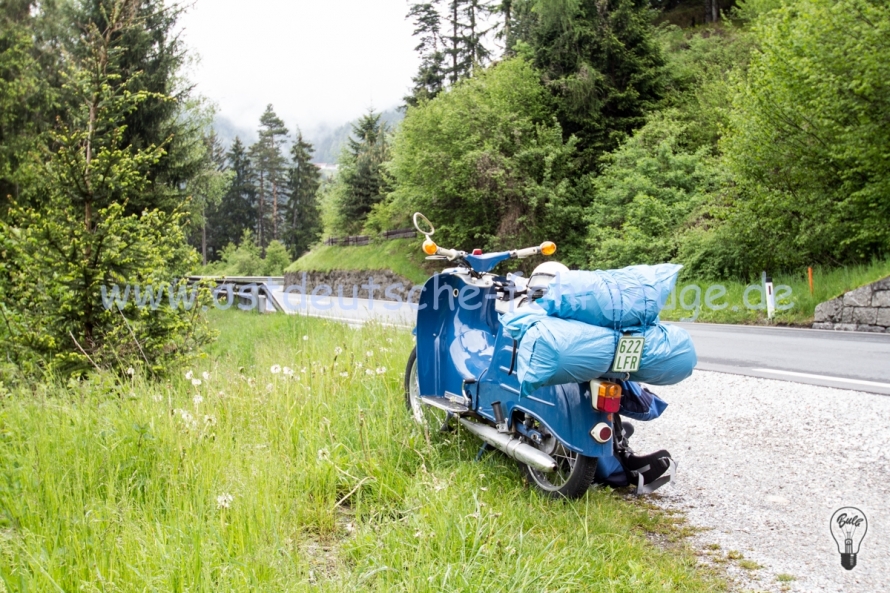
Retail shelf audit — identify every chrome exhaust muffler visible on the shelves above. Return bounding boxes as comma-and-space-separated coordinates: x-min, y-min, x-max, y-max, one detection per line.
458, 418, 557, 473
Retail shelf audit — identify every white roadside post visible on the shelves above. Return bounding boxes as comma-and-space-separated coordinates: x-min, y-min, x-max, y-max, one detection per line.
765, 276, 776, 319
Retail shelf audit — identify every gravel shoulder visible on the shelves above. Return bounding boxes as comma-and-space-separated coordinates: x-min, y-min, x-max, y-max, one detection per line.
632, 371, 890, 592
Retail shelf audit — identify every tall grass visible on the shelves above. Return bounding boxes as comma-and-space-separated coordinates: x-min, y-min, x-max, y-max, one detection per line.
0, 311, 720, 591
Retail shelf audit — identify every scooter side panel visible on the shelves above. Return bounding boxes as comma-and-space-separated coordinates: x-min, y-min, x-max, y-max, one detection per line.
476, 329, 613, 458
415, 273, 498, 400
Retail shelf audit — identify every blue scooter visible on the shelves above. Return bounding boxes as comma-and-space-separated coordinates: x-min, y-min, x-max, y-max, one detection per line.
404, 214, 676, 498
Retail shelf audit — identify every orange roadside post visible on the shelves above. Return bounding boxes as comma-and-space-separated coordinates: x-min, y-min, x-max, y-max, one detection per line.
808, 267, 814, 294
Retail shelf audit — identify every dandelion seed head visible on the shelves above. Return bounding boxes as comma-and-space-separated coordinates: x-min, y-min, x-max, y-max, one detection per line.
202, 371, 210, 381
334, 346, 343, 356
126, 367, 135, 376
185, 370, 194, 380
376, 366, 386, 375
302, 335, 309, 341
204, 415, 216, 426
355, 362, 363, 369
365, 350, 373, 358
191, 378, 202, 387
152, 394, 164, 403
216, 493, 234, 509
193, 394, 204, 406
365, 369, 374, 376
270, 365, 282, 374
340, 372, 349, 377
283, 367, 294, 377
266, 383, 274, 392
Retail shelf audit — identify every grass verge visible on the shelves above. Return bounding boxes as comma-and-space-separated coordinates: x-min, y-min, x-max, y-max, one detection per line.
661, 257, 890, 326
288, 239, 430, 285
0, 311, 722, 591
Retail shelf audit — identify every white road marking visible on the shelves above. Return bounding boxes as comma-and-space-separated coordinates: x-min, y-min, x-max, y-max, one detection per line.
751, 368, 890, 389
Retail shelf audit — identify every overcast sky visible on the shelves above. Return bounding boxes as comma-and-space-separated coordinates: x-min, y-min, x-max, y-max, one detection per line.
178, 0, 420, 137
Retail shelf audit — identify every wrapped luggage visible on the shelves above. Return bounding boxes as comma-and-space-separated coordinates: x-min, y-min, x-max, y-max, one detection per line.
536, 263, 682, 330
503, 312, 696, 394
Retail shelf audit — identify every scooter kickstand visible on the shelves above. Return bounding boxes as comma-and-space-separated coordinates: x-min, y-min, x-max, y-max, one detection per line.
475, 443, 494, 462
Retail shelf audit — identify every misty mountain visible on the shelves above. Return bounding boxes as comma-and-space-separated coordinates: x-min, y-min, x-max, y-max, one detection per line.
309, 108, 404, 165
212, 108, 405, 166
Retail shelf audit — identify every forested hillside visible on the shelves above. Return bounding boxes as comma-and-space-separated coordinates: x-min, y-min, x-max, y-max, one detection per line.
322, 0, 890, 280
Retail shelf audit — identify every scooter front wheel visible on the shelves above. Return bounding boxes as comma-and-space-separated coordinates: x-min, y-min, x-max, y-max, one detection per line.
404, 347, 450, 431
519, 438, 598, 499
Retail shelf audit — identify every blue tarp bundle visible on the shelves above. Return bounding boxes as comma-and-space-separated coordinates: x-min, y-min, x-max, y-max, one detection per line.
501, 263, 696, 394
536, 264, 683, 331
502, 312, 696, 394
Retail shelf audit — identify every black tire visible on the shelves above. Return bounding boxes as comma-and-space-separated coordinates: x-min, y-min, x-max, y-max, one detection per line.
519, 433, 598, 499
404, 347, 449, 430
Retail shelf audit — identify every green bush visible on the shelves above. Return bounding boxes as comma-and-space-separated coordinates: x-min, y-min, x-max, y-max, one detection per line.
719, 0, 890, 271
585, 112, 723, 269
387, 58, 585, 260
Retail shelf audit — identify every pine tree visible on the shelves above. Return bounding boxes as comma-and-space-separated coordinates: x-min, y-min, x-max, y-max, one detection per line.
405, 2, 447, 106
282, 130, 322, 258
68, 0, 207, 216
249, 105, 289, 251
205, 137, 256, 260
336, 111, 390, 231
518, 0, 666, 169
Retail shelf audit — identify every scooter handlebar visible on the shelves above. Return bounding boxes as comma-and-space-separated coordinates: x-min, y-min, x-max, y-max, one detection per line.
511, 241, 557, 259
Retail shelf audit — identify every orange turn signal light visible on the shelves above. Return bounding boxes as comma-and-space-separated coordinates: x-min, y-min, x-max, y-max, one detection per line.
541, 241, 557, 256
591, 380, 622, 413
598, 382, 622, 400
422, 239, 438, 255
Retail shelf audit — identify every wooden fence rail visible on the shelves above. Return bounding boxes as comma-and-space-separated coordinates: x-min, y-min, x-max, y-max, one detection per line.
324, 228, 417, 247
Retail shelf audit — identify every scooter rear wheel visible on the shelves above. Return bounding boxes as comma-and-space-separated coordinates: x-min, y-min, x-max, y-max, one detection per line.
519, 438, 598, 499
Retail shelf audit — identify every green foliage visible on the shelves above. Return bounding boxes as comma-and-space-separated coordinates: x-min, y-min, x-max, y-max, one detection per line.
388, 58, 585, 260
205, 137, 257, 260
261, 239, 291, 276
249, 104, 290, 249
586, 112, 722, 268
287, 239, 431, 286
518, 0, 668, 169
718, 0, 890, 274
203, 230, 293, 277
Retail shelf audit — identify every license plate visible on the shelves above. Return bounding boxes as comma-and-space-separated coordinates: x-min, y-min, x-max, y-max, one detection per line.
612, 336, 645, 373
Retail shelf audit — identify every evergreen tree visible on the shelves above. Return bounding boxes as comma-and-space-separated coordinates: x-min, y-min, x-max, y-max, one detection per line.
0, 0, 63, 211
283, 130, 322, 258
405, 2, 447, 106
249, 105, 289, 251
336, 110, 390, 232
517, 0, 666, 169
188, 131, 231, 265
205, 137, 256, 261
68, 0, 207, 216
1, 0, 212, 376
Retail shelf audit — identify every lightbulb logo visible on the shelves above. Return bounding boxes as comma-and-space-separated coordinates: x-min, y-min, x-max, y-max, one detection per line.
829, 507, 868, 570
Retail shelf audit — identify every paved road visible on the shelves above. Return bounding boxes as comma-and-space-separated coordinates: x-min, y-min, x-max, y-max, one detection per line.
676, 323, 890, 396
264, 291, 890, 396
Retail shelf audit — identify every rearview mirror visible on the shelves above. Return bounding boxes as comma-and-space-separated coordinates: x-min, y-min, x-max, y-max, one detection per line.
413, 212, 435, 238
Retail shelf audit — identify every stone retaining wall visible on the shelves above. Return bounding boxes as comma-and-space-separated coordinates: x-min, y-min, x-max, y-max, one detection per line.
813, 276, 890, 332
282, 270, 423, 303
